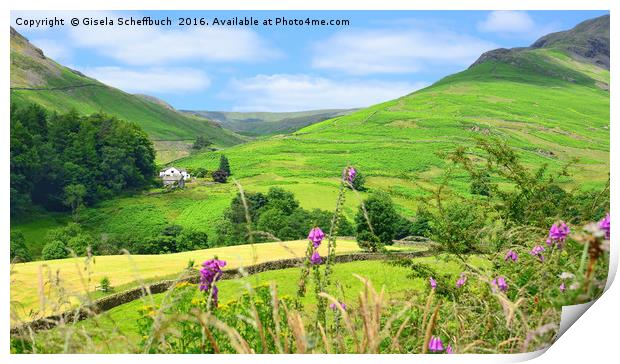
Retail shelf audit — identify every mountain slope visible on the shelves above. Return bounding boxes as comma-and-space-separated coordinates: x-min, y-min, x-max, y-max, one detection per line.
184, 109, 357, 136
10, 27, 244, 148
178, 15, 609, 208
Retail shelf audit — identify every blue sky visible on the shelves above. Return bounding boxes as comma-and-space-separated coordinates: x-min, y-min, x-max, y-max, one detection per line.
12, 10, 608, 112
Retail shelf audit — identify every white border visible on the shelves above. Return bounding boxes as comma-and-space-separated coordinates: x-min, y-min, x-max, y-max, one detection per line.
2, 1, 616, 363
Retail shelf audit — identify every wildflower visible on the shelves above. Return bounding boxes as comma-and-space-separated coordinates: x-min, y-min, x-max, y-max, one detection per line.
559, 272, 575, 280
546, 222, 570, 248
310, 250, 323, 265
559, 282, 566, 293
599, 213, 610, 240
329, 301, 347, 311
446, 345, 453, 354
529, 245, 545, 262
492, 276, 508, 292
504, 249, 518, 262
199, 258, 227, 306
308, 226, 325, 248
429, 277, 437, 289
347, 167, 357, 183
428, 336, 444, 352
456, 273, 467, 288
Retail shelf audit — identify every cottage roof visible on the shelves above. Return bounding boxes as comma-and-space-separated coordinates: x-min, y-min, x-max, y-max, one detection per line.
160, 166, 188, 173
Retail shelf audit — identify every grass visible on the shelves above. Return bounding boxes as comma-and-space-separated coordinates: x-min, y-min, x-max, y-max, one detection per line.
38, 255, 490, 352
10, 238, 423, 321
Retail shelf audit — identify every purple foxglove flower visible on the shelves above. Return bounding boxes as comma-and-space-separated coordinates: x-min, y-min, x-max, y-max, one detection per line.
310, 250, 323, 265
456, 273, 467, 288
329, 301, 347, 311
529, 245, 545, 262
428, 336, 444, 352
347, 167, 357, 183
599, 213, 610, 240
446, 345, 453, 354
559, 282, 566, 293
429, 277, 437, 289
199, 258, 227, 306
492, 276, 508, 292
546, 222, 570, 248
504, 249, 518, 262
308, 226, 325, 248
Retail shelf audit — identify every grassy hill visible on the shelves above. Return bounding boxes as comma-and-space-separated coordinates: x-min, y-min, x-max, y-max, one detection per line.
11, 16, 609, 259
10, 27, 245, 162
183, 109, 357, 136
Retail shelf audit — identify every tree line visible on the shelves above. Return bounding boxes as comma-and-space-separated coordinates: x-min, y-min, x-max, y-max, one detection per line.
10, 103, 157, 217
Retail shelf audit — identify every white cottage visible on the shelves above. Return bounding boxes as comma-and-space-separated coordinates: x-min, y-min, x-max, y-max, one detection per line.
159, 167, 191, 179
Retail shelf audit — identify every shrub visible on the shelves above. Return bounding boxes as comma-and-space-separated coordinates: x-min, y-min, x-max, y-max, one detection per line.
356, 230, 384, 252
99, 276, 112, 292
45, 222, 92, 256
410, 207, 433, 237
10, 232, 32, 262
67, 234, 91, 256
350, 169, 367, 191
430, 202, 486, 254
41, 240, 68, 260
176, 230, 209, 251
355, 192, 399, 246
212, 169, 228, 183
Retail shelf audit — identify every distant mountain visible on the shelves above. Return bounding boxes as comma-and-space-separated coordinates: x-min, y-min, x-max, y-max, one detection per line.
10, 27, 244, 149
471, 15, 609, 80
184, 109, 358, 136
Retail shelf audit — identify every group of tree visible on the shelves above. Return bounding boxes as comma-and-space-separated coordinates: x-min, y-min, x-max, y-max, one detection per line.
11, 103, 157, 217
215, 187, 354, 246
28, 222, 211, 261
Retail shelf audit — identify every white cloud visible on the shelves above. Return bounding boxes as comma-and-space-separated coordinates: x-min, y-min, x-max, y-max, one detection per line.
77, 66, 211, 93
223, 74, 427, 112
68, 24, 279, 66
29, 38, 72, 61
477, 11, 535, 34
311, 28, 496, 75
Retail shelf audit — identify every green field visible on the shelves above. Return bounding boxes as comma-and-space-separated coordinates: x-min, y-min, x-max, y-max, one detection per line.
33, 255, 490, 352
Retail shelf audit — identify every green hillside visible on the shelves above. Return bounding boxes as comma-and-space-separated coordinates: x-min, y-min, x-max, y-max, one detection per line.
179, 16, 609, 193
11, 16, 609, 258
10, 27, 244, 153
184, 109, 357, 136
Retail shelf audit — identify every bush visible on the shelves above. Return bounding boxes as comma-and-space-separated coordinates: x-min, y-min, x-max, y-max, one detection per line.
176, 230, 209, 251
41, 240, 68, 260
355, 192, 399, 246
212, 169, 228, 183
410, 207, 433, 237
99, 276, 112, 292
191, 167, 210, 178
45, 222, 92, 256
349, 169, 367, 191
356, 230, 383, 252
10, 232, 32, 262
430, 202, 486, 254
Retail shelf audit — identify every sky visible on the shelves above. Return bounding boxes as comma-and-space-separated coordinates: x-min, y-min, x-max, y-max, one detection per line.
11, 10, 608, 112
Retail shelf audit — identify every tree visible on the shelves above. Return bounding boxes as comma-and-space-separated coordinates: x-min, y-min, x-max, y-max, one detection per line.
10, 232, 32, 262
192, 136, 212, 151
212, 169, 228, 183
63, 183, 87, 219
41, 240, 68, 260
219, 155, 231, 176
355, 192, 399, 247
